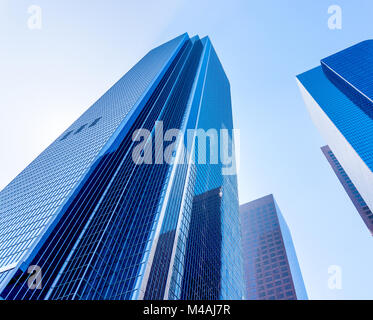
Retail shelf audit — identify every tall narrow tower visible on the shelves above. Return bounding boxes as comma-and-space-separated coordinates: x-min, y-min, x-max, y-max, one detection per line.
0, 33, 244, 300
321, 145, 373, 235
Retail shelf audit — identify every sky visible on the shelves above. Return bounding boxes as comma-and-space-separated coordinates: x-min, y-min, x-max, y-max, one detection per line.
1, 0, 373, 299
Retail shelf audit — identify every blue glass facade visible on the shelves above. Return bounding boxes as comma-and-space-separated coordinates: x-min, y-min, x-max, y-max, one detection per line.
240, 195, 308, 300
0, 33, 244, 300
321, 40, 373, 120
297, 40, 373, 234
180, 187, 222, 299
298, 65, 373, 172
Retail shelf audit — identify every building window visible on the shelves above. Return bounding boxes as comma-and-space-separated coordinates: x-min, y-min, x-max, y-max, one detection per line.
74, 124, 87, 134
89, 117, 102, 128
60, 130, 73, 141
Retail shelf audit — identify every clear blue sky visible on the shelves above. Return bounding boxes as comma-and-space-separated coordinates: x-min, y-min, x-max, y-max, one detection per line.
1, 0, 373, 299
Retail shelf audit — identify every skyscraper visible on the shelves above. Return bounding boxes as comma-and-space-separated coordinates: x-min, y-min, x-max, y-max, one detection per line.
240, 195, 308, 300
0, 33, 244, 300
321, 145, 373, 235
297, 40, 373, 235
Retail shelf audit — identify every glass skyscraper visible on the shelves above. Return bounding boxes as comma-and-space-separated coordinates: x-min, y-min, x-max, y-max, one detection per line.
240, 195, 308, 300
0, 33, 244, 300
321, 145, 373, 235
297, 40, 373, 235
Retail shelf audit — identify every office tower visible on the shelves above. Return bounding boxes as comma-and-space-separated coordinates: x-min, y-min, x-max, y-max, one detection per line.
240, 195, 308, 300
297, 40, 373, 234
321, 145, 373, 234
0, 33, 244, 300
